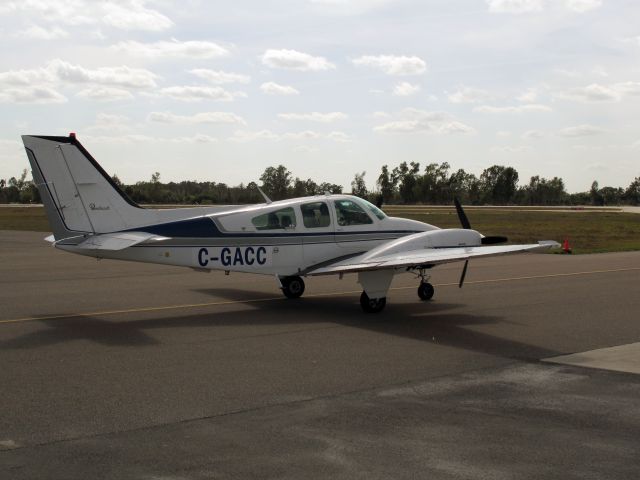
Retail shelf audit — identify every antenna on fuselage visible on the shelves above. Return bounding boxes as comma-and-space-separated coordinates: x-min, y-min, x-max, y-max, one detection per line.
257, 186, 272, 204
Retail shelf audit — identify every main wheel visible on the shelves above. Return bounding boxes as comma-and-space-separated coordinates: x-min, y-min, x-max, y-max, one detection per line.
281, 276, 305, 299
360, 291, 386, 313
418, 282, 434, 301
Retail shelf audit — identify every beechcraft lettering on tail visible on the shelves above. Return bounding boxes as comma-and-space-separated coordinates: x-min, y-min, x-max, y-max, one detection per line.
22, 134, 559, 313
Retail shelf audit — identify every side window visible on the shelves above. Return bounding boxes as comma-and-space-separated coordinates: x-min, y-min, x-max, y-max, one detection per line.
334, 199, 373, 226
251, 207, 296, 230
300, 202, 331, 228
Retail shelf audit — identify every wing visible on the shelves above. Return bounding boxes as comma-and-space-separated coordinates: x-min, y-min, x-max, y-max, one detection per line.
307, 241, 560, 275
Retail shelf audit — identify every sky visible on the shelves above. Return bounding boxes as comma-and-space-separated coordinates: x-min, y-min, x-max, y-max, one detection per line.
0, 0, 638, 193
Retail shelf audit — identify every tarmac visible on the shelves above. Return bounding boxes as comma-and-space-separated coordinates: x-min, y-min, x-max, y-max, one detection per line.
1, 230, 639, 479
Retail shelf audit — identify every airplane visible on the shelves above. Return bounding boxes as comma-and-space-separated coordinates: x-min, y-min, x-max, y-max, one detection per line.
22, 134, 560, 313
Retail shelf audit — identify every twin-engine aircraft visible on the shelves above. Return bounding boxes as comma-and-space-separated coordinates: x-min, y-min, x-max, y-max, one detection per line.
22, 134, 559, 313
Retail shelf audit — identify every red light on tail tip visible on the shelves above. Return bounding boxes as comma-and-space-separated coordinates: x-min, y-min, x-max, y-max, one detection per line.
69, 132, 76, 138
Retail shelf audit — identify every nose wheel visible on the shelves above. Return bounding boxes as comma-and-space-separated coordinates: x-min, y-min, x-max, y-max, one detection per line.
281, 276, 305, 299
417, 282, 434, 301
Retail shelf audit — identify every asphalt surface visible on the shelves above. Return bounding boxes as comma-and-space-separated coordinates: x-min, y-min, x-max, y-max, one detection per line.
1, 230, 639, 479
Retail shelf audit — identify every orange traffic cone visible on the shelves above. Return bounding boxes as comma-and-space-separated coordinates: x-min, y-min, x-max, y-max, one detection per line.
562, 238, 572, 254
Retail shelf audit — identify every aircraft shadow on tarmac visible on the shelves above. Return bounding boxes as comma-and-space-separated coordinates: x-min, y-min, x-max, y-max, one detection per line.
2, 292, 561, 360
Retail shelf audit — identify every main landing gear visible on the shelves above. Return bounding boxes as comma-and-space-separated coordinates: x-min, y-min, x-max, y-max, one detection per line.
360, 291, 386, 313
280, 275, 305, 299
416, 268, 435, 301
418, 282, 434, 301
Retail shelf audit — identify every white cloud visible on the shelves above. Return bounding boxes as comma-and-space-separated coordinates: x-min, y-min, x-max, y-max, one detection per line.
76, 87, 134, 101
84, 134, 218, 144
392, 82, 420, 96
522, 129, 544, 139
259, 82, 299, 96
260, 49, 335, 71
189, 69, 250, 84
112, 40, 229, 59
327, 131, 352, 142
102, 1, 173, 31
374, 108, 475, 135
555, 83, 621, 102
228, 129, 351, 142
84, 113, 131, 133
491, 145, 533, 152
447, 86, 492, 104
0, 86, 66, 104
0, 60, 157, 97
517, 88, 538, 103
95, 113, 130, 125
486, 0, 544, 14
19, 24, 69, 40
612, 81, 640, 96
497, 130, 512, 137
159, 86, 245, 102
48, 59, 158, 89
0, 0, 94, 26
564, 0, 602, 13
148, 111, 246, 125
277, 112, 348, 122
558, 124, 606, 137
310, 0, 397, 14
486, 0, 601, 13
228, 130, 280, 142
0, 67, 54, 86
352, 55, 426, 75
474, 104, 552, 113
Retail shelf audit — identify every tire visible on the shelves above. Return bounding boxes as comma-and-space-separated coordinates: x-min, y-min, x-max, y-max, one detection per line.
418, 282, 434, 301
281, 276, 305, 299
360, 291, 386, 313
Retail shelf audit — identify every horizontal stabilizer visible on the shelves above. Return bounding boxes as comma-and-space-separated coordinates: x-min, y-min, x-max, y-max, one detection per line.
75, 232, 170, 251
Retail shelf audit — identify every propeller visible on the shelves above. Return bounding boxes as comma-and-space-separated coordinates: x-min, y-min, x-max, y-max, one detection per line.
459, 260, 469, 288
453, 197, 508, 245
453, 197, 507, 288
375, 194, 384, 209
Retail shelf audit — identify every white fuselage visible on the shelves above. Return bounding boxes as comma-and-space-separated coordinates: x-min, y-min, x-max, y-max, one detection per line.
58, 195, 436, 277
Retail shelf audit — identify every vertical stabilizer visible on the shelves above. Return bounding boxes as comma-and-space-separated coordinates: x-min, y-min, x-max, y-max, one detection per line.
22, 134, 155, 240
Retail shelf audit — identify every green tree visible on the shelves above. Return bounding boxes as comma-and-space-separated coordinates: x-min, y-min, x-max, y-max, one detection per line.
590, 181, 603, 206
377, 165, 398, 202
480, 165, 519, 204
260, 165, 292, 200
394, 161, 420, 203
624, 177, 640, 205
351, 171, 368, 198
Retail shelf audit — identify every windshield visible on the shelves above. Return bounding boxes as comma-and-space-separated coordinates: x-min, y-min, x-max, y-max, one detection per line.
359, 199, 386, 220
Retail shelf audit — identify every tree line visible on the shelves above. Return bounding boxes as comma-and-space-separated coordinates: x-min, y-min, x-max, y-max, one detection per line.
1, 163, 639, 206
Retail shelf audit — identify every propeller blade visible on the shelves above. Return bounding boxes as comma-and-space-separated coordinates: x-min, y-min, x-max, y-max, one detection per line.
459, 259, 469, 288
481, 235, 509, 245
454, 197, 471, 230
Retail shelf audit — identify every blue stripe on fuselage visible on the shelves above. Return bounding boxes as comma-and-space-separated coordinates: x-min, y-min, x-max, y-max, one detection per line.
128, 216, 419, 239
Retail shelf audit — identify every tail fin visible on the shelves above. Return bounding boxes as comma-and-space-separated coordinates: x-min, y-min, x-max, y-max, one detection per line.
22, 134, 154, 240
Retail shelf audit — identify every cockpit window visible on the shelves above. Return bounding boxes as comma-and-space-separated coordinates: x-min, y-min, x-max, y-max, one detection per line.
300, 202, 331, 228
334, 199, 373, 226
251, 207, 296, 230
360, 199, 386, 220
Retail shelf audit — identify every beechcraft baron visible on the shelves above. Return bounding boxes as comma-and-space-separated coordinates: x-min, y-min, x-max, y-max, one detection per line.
22, 134, 559, 313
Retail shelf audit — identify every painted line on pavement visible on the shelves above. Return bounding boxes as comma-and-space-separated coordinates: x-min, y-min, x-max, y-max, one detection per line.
1, 266, 639, 325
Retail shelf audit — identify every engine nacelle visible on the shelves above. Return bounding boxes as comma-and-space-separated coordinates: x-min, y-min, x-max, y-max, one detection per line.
362, 228, 482, 261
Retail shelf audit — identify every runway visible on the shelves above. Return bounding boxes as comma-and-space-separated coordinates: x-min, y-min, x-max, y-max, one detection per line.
1, 230, 640, 479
